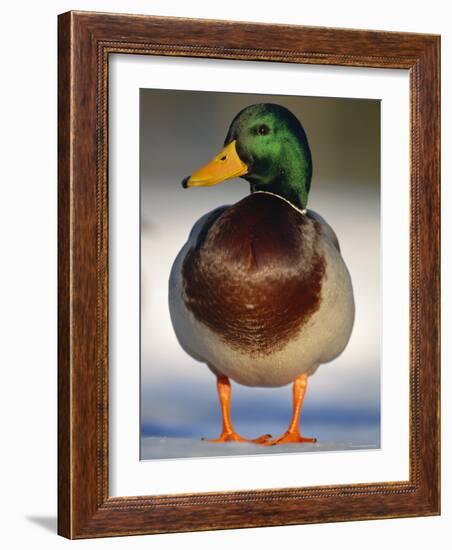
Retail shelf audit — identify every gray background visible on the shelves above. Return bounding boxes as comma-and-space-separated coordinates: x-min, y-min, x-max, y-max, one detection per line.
140, 89, 380, 459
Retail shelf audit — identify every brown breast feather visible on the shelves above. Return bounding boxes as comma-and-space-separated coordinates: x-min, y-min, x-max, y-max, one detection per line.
182, 193, 325, 356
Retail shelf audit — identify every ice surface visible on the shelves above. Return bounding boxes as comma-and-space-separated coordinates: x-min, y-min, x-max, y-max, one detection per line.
141, 422, 380, 460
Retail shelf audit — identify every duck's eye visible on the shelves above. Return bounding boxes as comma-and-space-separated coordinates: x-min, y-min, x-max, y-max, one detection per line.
256, 125, 270, 136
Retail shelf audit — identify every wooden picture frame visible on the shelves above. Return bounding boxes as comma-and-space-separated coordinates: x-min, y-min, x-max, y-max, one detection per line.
58, 11, 440, 539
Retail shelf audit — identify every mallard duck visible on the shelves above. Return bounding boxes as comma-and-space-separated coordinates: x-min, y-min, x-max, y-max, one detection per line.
169, 103, 354, 445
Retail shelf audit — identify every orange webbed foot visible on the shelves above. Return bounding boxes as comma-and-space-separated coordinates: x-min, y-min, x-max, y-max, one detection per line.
265, 430, 317, 446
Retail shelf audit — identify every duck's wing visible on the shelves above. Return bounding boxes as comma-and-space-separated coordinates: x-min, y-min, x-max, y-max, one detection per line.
169, 205, 230, 363
306, 209, 341, 252
187, 205, 230, 245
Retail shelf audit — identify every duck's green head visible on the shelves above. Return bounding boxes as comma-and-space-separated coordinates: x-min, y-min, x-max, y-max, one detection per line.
182, 103, 312, 209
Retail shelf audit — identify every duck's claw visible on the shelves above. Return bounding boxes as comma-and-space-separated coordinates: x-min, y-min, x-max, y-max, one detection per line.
252, 433, 273, 444
203, 432, 272, 444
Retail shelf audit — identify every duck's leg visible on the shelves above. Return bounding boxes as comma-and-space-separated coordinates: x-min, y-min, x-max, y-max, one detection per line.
266, 373, 317, 445
205, 375, 271, 444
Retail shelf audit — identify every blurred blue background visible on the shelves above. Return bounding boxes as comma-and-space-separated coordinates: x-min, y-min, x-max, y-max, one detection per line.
140, 89, 380, 459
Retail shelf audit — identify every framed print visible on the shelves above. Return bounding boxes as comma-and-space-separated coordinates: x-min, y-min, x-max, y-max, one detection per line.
58, 11, 440, 538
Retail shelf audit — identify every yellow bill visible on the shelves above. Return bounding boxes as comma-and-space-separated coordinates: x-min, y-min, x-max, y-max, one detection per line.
182, 140, 248, 188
